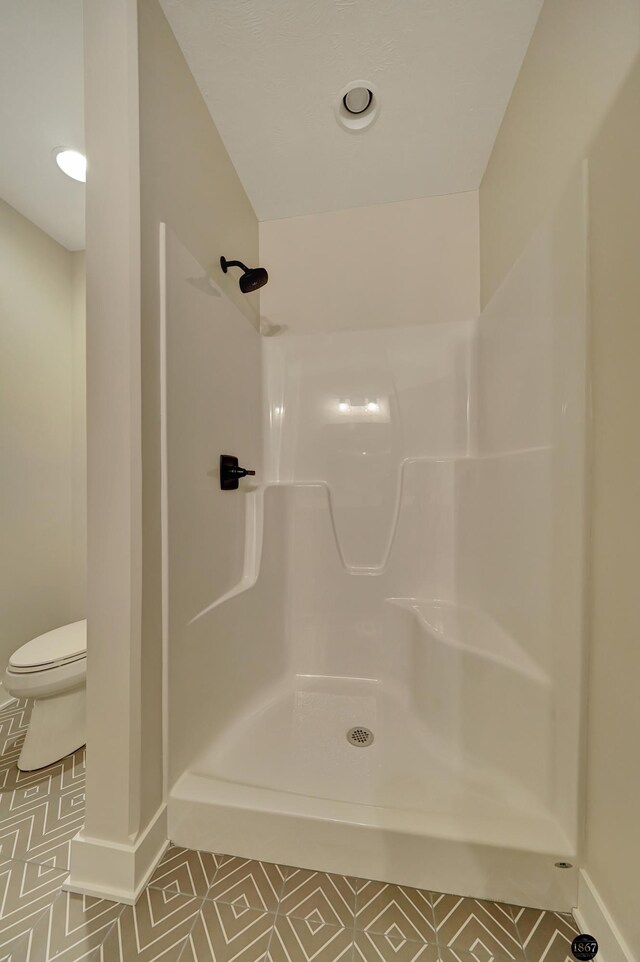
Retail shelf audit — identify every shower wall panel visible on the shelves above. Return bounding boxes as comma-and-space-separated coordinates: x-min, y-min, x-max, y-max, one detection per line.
263, 321, 473, 571
256, 173, 586, 844
162, 227, 282, 782
459, 170, 588, 841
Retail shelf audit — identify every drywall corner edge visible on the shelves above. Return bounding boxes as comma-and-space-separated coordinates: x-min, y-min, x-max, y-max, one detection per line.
575, 869, 637, 962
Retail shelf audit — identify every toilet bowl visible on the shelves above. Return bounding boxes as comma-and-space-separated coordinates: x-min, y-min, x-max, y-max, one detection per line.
3, 620, 86, 771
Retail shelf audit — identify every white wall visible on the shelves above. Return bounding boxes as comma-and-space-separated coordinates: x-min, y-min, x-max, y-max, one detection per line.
137, 0, 261, 828
0, 199, 85, 676
70, 0, 149, 901
71, 250, 87, 614
480, 1, 640, 954
479, 0, 639, 306
259, 191, 479, 335
70, 0, 260, 902
583, 57, 640, 961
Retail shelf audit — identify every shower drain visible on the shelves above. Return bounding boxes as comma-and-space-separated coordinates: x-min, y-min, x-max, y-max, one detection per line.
347, 726, 374, 747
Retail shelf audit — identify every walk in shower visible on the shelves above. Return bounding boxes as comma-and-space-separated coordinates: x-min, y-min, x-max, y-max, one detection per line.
162, 172, 587, 911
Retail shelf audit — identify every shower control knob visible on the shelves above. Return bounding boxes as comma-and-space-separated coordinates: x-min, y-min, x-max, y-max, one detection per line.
220, 454, 256, 490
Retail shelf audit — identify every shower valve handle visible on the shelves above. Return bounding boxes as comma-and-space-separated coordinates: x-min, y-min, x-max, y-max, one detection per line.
220, 454, 256, 490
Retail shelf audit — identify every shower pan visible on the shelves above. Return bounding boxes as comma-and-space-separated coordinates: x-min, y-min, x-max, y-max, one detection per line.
161, 172, 587, 911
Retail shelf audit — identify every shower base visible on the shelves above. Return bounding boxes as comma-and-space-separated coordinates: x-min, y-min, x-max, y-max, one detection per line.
168, 675, 577, 910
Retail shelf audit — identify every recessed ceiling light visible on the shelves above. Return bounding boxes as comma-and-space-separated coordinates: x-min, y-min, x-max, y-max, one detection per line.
54, 148, 87, 183
343, 87, 372, 115
335, 81, 379, 132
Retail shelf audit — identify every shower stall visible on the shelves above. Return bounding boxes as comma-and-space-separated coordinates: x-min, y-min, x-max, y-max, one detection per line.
161, 172, 587, 911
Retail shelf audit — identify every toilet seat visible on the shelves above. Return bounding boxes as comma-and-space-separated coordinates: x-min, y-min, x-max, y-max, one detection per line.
8, 620, 86, 673
4, 656, 86, 699
8, 652, 86, 674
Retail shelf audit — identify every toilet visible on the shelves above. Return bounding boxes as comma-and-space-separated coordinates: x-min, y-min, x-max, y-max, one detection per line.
3, 620, 87, 771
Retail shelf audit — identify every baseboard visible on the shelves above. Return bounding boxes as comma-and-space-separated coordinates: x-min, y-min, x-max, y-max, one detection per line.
64, 803, 169, 904
575, 869, 637, 962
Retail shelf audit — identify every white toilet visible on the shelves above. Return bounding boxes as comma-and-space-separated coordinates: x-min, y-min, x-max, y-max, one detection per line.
3, 620, 87, 771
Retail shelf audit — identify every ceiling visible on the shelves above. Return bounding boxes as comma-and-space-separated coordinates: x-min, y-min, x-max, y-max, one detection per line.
0, 1, 542, 248
160, 0, 543, 222
0, 1, 85, 251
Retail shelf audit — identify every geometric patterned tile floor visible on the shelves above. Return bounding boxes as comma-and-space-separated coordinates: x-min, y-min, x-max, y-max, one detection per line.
0, 700, 580, 962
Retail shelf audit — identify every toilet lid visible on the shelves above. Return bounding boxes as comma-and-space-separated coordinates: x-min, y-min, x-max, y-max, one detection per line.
9, 619, 87, 671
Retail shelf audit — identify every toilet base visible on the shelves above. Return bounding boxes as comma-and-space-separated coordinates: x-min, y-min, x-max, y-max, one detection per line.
18, 687, 86, 771
0, 682, 15, 710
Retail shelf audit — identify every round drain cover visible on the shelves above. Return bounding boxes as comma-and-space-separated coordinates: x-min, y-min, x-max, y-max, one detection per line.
347, 726, 374, 747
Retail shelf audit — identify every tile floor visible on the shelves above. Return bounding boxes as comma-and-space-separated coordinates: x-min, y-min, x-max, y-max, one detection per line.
0, 700, 580, 962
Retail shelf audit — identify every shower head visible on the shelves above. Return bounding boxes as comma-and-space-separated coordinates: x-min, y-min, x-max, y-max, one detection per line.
220, 256, 269, 293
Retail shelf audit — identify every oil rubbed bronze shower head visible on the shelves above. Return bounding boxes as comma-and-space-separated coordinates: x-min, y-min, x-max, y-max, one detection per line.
220, 256, 269, 293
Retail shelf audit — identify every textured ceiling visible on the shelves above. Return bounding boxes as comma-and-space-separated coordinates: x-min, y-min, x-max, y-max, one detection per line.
0, 1, 84, 250
161, 0, 543, 221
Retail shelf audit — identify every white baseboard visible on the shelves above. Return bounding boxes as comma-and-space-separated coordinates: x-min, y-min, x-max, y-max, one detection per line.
64, 804, 169, 904
575, 869, 637, 962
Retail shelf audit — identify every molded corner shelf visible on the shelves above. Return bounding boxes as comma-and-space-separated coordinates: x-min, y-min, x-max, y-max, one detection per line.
387, 597, 550, 684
